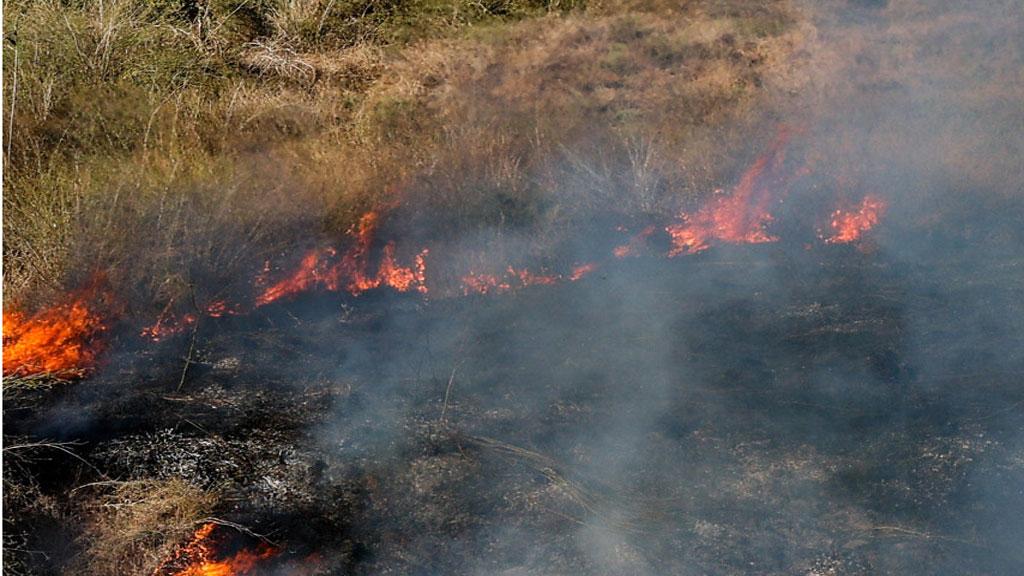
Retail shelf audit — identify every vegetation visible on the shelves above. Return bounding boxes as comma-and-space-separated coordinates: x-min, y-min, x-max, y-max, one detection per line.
3, 0, 800, 310
73, 479, 217, 576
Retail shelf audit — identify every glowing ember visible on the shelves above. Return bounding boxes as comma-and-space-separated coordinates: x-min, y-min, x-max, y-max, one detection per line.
666, 130, 791, 256
613, 225, 656, 258
205, 300, 242, 318
825, 195, 887, 244
141, 310, 197, 342
156, 523, 278, 576
569, 263, 598, 281
3, 293, 106, 377
140, 298, 241, 342
461, 272, 511, 295
461, 265, 561, 295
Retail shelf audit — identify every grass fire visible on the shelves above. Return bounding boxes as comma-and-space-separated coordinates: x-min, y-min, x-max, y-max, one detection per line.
4, 0, 1024, 575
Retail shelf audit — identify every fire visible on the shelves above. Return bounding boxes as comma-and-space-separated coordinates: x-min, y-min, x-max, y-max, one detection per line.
255, 248, 338, 307
613, 225, 656, 258
141, 299, 241, 341
825, 195, 887, 244
666, 129, 791, 256
569, 263, 598, 281
156, 523, 278, 576
57, 130, 889, 362
3, 293, 106, 377
205, 300, 242, 318
461, 266, 562, 295
255, 211, 428, 306
141, 310, 197, 342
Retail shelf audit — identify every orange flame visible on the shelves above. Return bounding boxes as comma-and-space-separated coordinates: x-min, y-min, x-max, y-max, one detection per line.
255, 210, 428, 306
666, 130, 791, 256
3, 293, 106, 377
140, 299, 241, 342
255, 248, 338, 307
461, 265, 567, 295
569, 263, 598, 281
156, 523, 278, 576
613, 225, 656, 258
825, 195, 887, 244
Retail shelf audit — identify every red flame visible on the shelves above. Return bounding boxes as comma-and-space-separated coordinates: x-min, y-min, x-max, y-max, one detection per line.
569, 263, 598, 281
156, 523, 278, 576
824, 195, 887, 244
613, 225, 656, 258
141, 299, 240, 341
255, 211, 428, 306
3, 291, 107, 377
666, 130, 791, 256
461, 266, 562, 295
254, 248, 338, 307
45, 127, 890, 369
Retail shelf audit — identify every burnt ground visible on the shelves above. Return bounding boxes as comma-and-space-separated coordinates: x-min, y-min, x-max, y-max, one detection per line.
6, 210, 1024, 575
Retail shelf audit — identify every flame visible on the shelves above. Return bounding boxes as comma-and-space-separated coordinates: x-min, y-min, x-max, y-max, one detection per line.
613, 225, 656, 258
3, 293, 106, 377
129, 129, 888, 351
141, 310, 197, 342
666, 130, 791, 256
461, 266, 562, 295
255, 248, 337, 307
825, 195, 887, 244
141, 299, 240, 342
569, 263, 598, 281
255, 211, 428, 306
156, 523, 278, 576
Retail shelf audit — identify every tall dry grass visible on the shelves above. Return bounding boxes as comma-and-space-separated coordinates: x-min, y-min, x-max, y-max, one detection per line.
3, 0, 800, 311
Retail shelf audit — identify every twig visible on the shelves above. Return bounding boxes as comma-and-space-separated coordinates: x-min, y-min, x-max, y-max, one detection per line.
70, 480, 129, 495
177, 285, 201, 392
4, 441, 106, 477
198, 517, 279, 547
439, 359, 465, 423
860, 523, 990, 550
6, 31, 18, 163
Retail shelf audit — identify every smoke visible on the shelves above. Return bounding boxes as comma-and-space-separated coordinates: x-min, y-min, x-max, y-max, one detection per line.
290, 1, 1024, 573
7, 0, 1024, 574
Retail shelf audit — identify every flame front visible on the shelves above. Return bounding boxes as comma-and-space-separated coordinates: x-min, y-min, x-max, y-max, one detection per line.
156, 523, 278, 576
255, 210, 428, 306
3, 294, 106, 377
666, 129, 791, 256
461, 266, 565, 295
47, 129, 888, 367
825, 195, 887, 244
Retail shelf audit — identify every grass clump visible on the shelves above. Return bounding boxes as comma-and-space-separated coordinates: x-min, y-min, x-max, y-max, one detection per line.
73, 479, 217, 576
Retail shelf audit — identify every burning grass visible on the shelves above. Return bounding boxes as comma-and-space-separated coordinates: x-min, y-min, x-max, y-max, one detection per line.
2, 0, 801, 314
75, 479, 218, 576
2, 286, 109, 379
6, 125, 895, 379
7, 0, 1023, 574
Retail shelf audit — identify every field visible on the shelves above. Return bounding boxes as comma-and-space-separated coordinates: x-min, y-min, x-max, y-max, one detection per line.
3, 0, 1024, 574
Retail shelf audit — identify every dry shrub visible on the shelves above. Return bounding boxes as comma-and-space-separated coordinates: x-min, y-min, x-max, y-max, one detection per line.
74, 478, 217, 576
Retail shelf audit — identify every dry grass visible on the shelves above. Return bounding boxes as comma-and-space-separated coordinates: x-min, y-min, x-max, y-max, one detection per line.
73, 479, 217, 576
3, 443, 64, 576
2, 0, 800, 310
